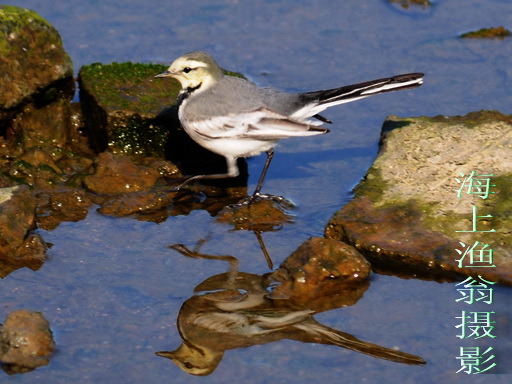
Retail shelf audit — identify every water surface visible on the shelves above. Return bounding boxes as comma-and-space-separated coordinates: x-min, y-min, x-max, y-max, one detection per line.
2, 1, 512, 383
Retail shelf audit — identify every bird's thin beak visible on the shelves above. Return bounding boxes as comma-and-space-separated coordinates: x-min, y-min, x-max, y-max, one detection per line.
155, 70, 174, 78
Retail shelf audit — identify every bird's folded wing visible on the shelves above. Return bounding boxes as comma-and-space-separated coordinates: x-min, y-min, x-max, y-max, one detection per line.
191, 107, 328, 140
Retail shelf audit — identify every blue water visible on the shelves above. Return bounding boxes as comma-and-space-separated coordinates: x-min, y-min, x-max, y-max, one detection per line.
2, 1, 512, 383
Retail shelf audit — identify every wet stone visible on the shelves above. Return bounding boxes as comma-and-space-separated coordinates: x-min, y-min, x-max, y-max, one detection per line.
217, 198, 294, 231
269, 237, 371, 310
78, 62, 179, 157
35, 189, 92, 231
0, 5, 73, 118
325, 111, 512, 285
0, 185, 46, 277
0, 310, 55, 374
83, 152, 161, 195
0, 185, 36, 253
98, 189, 176, 217
7, 98, 72, 151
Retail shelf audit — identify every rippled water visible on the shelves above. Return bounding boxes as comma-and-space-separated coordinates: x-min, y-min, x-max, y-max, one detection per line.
3, 0, 512, 383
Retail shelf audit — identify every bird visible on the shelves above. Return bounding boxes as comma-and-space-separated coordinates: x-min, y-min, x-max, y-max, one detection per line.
155, 51, 423, 199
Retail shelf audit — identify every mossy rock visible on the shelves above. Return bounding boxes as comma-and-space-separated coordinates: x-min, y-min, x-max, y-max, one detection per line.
326, 111, 512, 285
78, 62, 180, 157
0, 6, 73, 112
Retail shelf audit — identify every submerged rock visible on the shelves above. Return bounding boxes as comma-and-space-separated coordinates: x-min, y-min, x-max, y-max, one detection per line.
325, 111, 512, 285
217, 198, 294, 231
0, 310, 55, 373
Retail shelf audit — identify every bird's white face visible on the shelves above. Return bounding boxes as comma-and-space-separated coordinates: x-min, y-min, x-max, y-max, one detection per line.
156, 55, 222, 92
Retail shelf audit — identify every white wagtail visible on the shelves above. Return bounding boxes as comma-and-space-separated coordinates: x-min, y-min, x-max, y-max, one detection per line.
156, 51, 423, 198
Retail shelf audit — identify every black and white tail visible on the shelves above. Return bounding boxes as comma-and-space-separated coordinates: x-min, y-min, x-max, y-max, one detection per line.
292, 73, 424, 120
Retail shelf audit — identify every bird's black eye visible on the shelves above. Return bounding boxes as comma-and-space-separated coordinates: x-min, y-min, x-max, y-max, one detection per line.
183, 67, 192, 73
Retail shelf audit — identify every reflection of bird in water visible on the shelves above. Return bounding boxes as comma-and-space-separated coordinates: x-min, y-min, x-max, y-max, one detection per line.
156, 245, 426, 376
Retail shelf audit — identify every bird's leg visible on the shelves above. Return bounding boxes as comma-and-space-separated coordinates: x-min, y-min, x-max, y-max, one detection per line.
233, 149, 292, 207
254, 230, 273, 269
169, 242, 239, 278
252, 149, 274, 198
170, 157, 240, 191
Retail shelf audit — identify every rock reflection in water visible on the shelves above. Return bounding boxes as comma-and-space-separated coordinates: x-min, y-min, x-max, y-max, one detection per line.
156, 243, 426, 376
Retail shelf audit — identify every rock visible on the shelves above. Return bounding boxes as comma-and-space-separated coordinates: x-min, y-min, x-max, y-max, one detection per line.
268, 237, 371, 310
217, 198, 294, 231
0, 310, 55, 373
83, 152, 161, 194
6, 148, 67, 190
0, 185, 36, 252
78, 62, 178, 157
7, 98, 72, 151
0, 5, 73, 118
35, 189, 92, 231
387, 0, 432, 10
325, 111, 512, 285
461, 26, 511, 39
98, 189, 176, 217
0, 185, 46, 277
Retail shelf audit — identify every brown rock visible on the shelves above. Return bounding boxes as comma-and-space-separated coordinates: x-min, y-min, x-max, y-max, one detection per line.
217, 198, 293, 231
269, 237, 371, 310
7, 98, 72, 150
98, 189, 176, 217
0, 310, 55, 373
83, 152, 160, 194
0, 185, 46, 277
36, 189, 92, 230
0, 185, 36, 252
0, 5, 73, 116
18, 147, 62, 174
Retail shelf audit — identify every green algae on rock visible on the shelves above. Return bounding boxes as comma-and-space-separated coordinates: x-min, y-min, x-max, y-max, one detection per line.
0, 5, 73, 114
78, 62, 180, 157
326, 111, 512, 285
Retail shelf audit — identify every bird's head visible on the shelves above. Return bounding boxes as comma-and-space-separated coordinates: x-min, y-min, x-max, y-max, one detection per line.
156, 342, 223, 376
155, 51, 223, 92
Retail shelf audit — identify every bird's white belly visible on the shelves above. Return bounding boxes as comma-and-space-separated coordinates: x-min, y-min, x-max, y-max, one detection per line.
184, 127, 276, 158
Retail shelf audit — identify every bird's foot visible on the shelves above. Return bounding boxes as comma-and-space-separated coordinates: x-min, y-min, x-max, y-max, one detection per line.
233, 193, 295, 208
